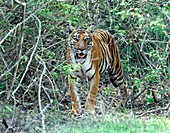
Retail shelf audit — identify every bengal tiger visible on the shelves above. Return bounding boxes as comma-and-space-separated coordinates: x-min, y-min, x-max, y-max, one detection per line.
66, 27, 128, 114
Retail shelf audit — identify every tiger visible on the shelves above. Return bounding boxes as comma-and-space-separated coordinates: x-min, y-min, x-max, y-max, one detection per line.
66, 27, 128, 114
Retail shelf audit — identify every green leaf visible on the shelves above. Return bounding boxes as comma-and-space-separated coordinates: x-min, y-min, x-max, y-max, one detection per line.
5, 106, 14, 113
52, 72, 58, 80
0, 82, 5, 89
146, 94, 154, 104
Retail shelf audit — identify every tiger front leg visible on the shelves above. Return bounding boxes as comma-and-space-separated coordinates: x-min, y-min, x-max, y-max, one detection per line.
85, 72, 100, 114
68, 76, 81, 115
69, 83, 80, 115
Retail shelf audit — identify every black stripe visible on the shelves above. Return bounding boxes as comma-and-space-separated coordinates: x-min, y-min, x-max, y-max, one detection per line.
75, 70, 79, 73
101, 35, 106, 42
98, 43, 106, 73
99, 60, 103, 73
110, 75, 118, 83
116, 65, 122, 75
112, 82, 119, 87
115, 62, 119, 71
108, 67, 113, 74
86, 63, 92, 73
70, 75, 76, 79
82, 60, 86, 64
100, 59, 108, 74
117, 81, 124, 86
88, 73, 95, 81
117, 75, 124, 81
103, 31, 110, 43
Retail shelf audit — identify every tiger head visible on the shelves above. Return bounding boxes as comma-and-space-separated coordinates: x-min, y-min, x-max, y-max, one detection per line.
68, 28, 93, 63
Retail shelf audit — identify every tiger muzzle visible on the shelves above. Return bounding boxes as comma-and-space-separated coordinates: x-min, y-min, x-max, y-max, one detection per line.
76, 49, 87, 59
71, 43, 93, 59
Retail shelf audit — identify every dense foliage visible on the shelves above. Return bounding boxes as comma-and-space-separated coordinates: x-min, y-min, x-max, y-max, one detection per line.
0, 0, 169, 132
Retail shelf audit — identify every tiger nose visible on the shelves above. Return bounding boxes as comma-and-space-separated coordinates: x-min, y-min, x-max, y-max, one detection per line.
78, 45, 86, 50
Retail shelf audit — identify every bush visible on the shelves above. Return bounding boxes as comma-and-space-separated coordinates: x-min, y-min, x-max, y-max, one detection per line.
0, 0, 169, 132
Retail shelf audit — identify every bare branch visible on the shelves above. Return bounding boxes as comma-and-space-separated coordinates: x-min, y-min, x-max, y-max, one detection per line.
37, 55, 47, 133
12, 13, 41, 95
136, 100, 170, 118
7, 0, 26, 100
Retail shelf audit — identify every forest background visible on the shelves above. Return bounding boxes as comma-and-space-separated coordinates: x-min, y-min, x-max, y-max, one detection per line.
0, 0, 169, 132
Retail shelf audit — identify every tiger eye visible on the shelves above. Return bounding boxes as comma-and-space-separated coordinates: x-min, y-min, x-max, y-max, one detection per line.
73, 37, 78, 42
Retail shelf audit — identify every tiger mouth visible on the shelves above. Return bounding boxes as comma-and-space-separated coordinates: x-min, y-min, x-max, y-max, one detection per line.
76, 53, 87, 59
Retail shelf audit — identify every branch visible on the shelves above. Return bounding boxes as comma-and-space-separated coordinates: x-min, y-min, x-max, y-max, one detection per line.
136, 100, 170, 118
7, 0, 26, 100
0, 47, 33, 81
14, 0, 26, 6
0, 0, 47, 80
134, 87, 147, 101
0, 0, 53, 52
12, 14, 41, 95
22, 103, 50, 132
140, 31, 156, 69
37, 55, 47, 133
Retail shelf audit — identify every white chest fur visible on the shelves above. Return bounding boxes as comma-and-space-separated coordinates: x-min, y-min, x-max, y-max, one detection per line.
70, 50, 95, 79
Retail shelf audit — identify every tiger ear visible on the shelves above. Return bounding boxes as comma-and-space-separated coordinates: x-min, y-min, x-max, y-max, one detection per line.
66, 25, 75, 35
88, 24, 95, 33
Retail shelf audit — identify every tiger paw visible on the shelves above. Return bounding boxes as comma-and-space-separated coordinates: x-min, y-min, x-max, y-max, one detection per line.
85, 104, 95, 114
70, 108, 79, 116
